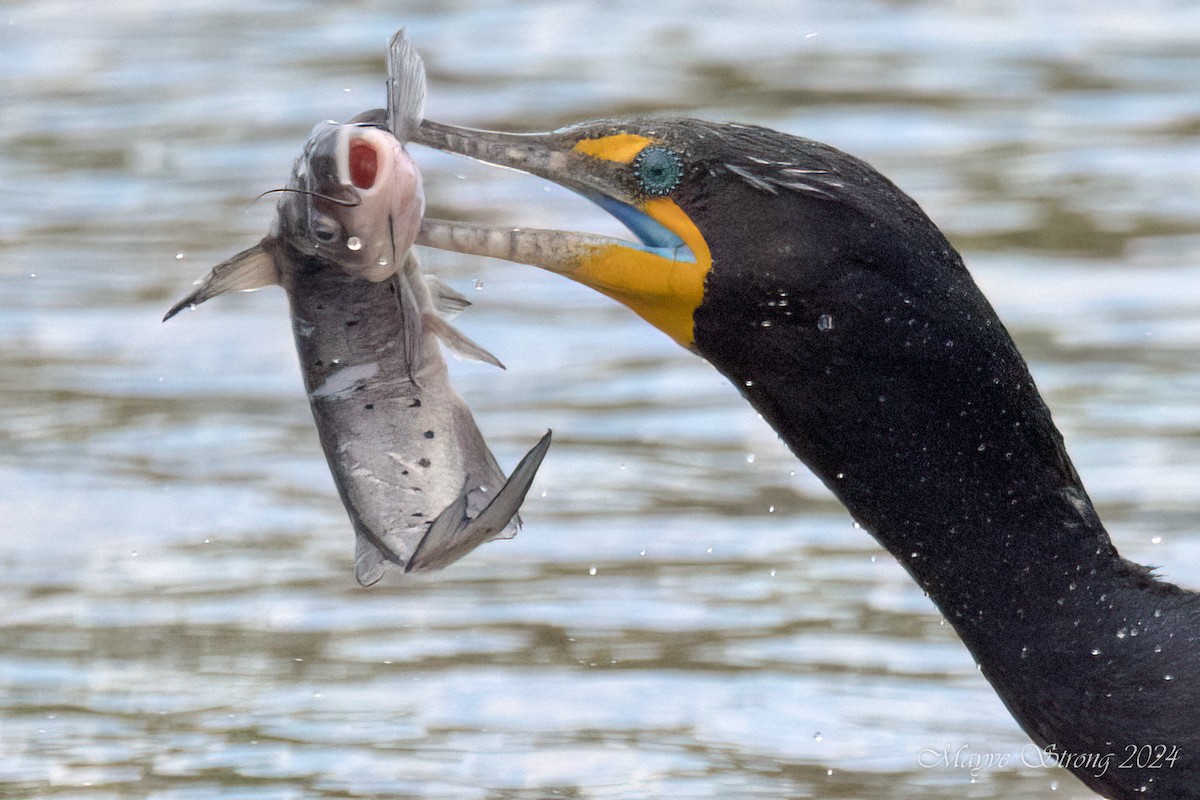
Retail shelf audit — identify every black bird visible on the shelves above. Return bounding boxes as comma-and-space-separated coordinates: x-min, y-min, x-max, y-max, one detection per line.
410, 116, 1199, 799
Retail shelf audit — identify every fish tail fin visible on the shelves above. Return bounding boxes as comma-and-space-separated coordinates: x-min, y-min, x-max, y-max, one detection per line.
162, 239, 279, 321
386, 29, 426, 142
406, 430, 552, 573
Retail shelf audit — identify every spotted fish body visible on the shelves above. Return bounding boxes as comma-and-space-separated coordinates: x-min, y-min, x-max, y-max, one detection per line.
165, 30, 550, 584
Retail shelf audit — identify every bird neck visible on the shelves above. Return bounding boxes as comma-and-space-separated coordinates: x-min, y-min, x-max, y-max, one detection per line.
694, 253, 1200, 793
697, 249, 1125, 596
736, 339, 1124, 614
687, 139, 1197, 793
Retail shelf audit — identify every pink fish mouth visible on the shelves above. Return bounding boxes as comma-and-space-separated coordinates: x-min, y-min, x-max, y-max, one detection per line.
348, 135, 379, 189
335, 125, 399, 197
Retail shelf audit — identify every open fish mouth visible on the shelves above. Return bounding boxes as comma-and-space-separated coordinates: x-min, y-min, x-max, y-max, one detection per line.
333, 120, 403, 197
409, 118, 710, 349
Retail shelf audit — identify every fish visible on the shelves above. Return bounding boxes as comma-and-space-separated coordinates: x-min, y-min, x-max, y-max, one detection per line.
163, 29, 551, 585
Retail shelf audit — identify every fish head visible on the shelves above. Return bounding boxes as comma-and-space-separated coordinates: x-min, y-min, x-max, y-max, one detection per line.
163, 27, 428, 321
278, 119, 425, 281
162, 118, 425, 321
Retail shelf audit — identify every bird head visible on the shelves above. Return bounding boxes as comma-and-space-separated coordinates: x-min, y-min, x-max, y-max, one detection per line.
411, 116, 964, 370
411, 115, 1095, 566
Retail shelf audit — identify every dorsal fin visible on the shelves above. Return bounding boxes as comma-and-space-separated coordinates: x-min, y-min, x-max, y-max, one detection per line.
386, 29, 426, 142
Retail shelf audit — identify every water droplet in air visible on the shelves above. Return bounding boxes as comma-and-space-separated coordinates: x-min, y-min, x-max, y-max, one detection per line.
588, 565, 597, 576
817, 314, 834, 331
745, 453, 756, 464
175, 252, 185, 260
1151, 536, 1163, 544
377, 256, 389, 267
813, 732, 823, 742
346, 236, 363, 251
473, 279, 484, 291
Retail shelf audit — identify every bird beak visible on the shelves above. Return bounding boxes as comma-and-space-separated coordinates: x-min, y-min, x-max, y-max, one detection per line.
411, 119, 711, 350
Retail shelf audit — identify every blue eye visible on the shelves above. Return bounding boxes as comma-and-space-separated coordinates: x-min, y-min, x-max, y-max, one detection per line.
633, 146, 684, 197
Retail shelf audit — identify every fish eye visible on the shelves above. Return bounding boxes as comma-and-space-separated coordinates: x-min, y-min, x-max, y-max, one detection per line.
632, 146, 684, 197
311, 215, 341, 244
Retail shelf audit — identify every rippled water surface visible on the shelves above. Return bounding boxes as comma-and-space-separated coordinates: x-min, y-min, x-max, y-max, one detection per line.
4, 1, 1200, 798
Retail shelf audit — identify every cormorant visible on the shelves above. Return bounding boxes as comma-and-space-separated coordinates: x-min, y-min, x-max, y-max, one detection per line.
410, 116, 1199, 799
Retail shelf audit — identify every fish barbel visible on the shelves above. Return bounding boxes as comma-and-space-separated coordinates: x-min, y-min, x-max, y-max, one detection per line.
164, 30, 551, 584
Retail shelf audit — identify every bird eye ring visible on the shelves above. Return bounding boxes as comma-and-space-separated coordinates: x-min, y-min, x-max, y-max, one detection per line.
632, 146, 684, 197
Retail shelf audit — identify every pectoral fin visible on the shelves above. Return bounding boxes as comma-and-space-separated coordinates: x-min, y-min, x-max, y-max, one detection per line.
424, 275, 471, 317
395, 267, 425, 381
424, 313, 505, 369
406, 430, 552, 572
162, 239, 279, 321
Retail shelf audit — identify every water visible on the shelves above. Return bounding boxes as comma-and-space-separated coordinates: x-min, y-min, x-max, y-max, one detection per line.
3, 1, 1200, 797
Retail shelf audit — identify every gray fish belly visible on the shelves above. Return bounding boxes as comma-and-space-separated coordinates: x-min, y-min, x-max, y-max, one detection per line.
280, 248, 543, 584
